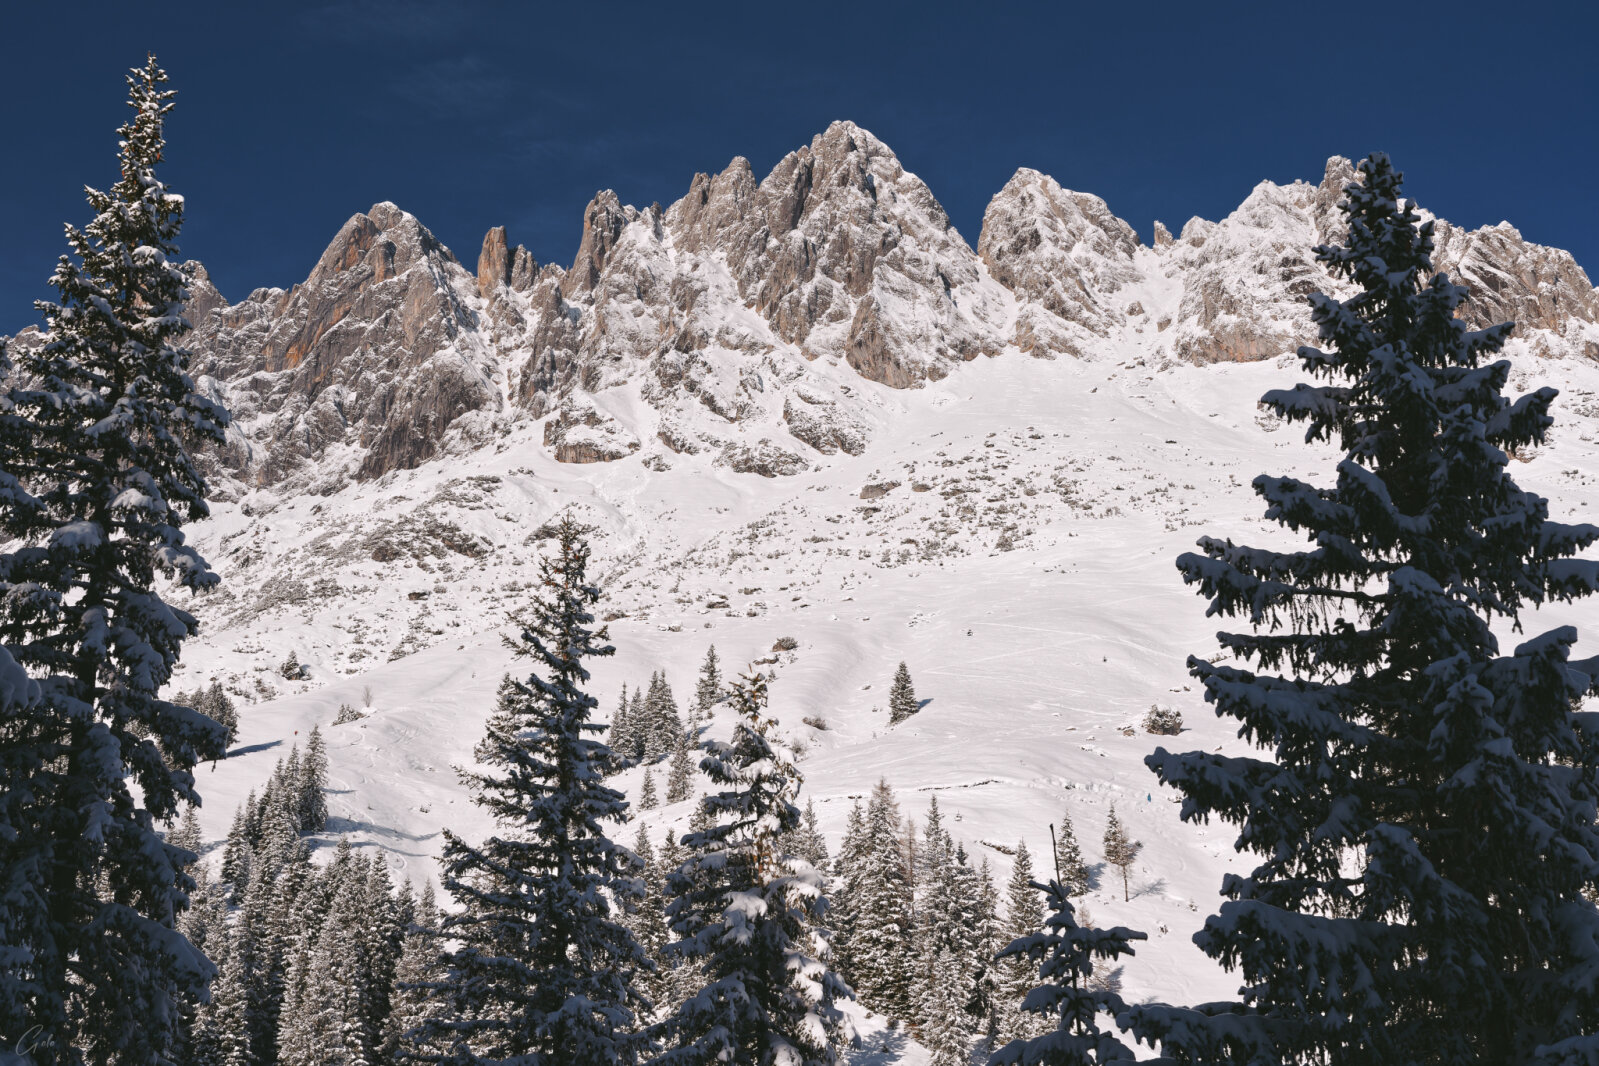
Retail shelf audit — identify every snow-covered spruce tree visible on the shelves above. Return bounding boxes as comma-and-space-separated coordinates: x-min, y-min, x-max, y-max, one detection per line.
1125, 154, 1599, 1065
693, 645, 721, 722
1100, 807, 1138, 904
420, 517, 648, 1065
644, 672, 684, 763
386, 881, 447, 1064
641, 766, 659, 810
651, 671, 851, 1065
655, 829, 705, 1016
990, 879, 1145, 1066
996, 842, 1047, 1044
613, 682, 638, 766
974, 859, 1004, 1049
0, 57, 230, 1065
280, 866, 378, 1066
666, 730, 695, 805
204, 681, 238, 747
827, 801, 866, 986
298, 725, 329, 831
784, 799, 830, 871
1053, 807, 1090, 898
626, 826, 672, 1017
916, 836, 987, 1064
840, 779, 914, 1018
888, 662, 918, 724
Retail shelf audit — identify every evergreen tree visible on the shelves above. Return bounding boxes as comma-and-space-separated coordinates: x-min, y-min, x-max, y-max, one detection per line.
841, 780, 913, 1018
298, 725, 329, 831
641, 767, 659, 810
693, 645, 721, 723
888, 662, 919, 724
997, 842, 1047, 1045
204, 681, 239, 748
655, 829, 703, 1017
630, 686, 646, 750
651, 672, 850, 1065
1100, 807, 1137, 904
420, 517, 648, 1065
921, 943, 975, 1066
1053, 808, 1090, 898
627, 826, 672, 1019
0, 57, 230, 1065
1127, 154, 1599, 1064
973, 859, 1004, 1049
613, 683, 637, 767
914, 820, 986, 1058
666, 730, 696, 805
199, 927, 255, 1066
386, 881, 446, 1064
784, 799, 830, 872
990, 880, 1145, 1065
644, 672, 683, 763
827, 801, 866, 985
283, 871, 377, 1066
359, 857, 402, 1053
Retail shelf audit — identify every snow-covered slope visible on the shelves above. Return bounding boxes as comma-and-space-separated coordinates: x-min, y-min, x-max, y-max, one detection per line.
161, 128, 1599, 1060
172, 342, 1599, 1039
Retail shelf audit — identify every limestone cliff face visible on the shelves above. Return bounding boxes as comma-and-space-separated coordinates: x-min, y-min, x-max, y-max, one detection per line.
187, 202, 499, 493
174, 133, 1598, 490
1433, 220, 1599, 358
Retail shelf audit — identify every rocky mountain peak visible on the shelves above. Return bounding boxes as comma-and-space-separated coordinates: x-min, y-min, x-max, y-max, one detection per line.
186, 202, 497, 492
1313, 155, 1357, 245
978, 167, 1143, 356
566, 190, 638, 296
175, 134, 1598, 495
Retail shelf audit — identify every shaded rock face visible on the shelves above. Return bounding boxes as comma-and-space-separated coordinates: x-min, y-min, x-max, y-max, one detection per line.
186, 203, 498, 492
496, 121, 1009, 412
707, 121, 1010, 386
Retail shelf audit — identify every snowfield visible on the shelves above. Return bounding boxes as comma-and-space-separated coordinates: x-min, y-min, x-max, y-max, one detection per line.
172, 337, 1599, 1060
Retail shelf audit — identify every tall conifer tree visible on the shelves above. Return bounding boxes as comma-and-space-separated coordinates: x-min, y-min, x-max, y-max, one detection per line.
991, 880, 1145, 1065
996, 842, 1047, 1045
420, 517, 648, 1065
0, 56, 229, 1065
651, 673, 850, 1065
888, 663, 918, 724
1128, 154, 1599, 1064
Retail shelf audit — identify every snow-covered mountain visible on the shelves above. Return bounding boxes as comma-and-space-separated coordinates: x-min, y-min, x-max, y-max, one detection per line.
183, 121, 1599, 497
159, 123, 1599, 1057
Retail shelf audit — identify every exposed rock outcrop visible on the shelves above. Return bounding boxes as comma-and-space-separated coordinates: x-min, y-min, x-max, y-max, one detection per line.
542, 396, 639, 463
978, 168, 1142, 357
187, 202, 498, 492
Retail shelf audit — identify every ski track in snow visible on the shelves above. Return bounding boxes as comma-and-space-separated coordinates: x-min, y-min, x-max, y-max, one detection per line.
171, 342, 1599, 1061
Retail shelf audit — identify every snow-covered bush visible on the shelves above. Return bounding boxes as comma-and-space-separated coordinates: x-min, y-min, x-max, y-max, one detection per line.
280, 651, 308, 680
1142, 704, 1182, 735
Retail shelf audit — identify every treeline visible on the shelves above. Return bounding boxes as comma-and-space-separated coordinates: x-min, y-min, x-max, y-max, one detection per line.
184, 518, 1121, 1066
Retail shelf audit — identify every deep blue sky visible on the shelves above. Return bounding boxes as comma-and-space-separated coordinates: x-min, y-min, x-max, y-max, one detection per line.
4, 1, 1595, 332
